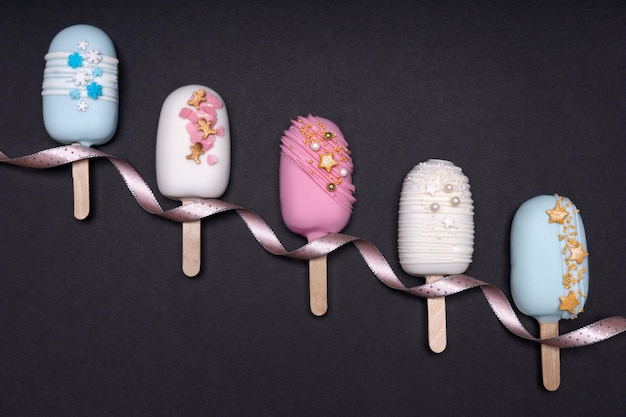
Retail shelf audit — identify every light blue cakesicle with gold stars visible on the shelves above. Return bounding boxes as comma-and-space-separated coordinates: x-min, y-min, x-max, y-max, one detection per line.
511, 194, 589, 323
42, 24, 119, 146
510, 194, 589, 391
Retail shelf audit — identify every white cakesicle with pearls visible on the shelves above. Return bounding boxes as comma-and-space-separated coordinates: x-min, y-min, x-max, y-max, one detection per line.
397, 159, 474, 353
398, 159, 474, 276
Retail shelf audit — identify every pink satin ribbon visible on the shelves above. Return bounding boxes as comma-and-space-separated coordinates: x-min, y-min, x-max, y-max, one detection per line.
1, 144, 625, 349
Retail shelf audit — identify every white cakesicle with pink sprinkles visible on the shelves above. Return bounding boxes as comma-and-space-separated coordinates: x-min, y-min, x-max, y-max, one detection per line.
156, 85, 230, 277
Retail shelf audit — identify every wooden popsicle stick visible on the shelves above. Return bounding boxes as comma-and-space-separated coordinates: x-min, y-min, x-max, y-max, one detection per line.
540, 322, 560, 391
309, 255, 328, 316
181, 199, 201, 277
425, 275, 447, 353
72, 158, 90, 220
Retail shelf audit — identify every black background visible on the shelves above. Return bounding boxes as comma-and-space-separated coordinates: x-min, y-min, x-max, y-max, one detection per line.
1, 1, 624, 416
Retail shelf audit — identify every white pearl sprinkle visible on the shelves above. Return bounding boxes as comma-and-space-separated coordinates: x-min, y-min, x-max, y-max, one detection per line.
430, 203, 440, 212
310, 142, 320, 151
339, 168, 348, 177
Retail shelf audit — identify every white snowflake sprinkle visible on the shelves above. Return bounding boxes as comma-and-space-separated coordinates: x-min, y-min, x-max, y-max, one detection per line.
77, 99, 88, 112
77, 40, 89, 50
72, 69, 90, 86
85, 49, 102, 64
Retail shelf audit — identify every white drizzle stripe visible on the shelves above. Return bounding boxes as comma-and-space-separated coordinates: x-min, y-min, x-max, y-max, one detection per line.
44, 51, 119, 65
42, 51, 119, 102
41, 90, 118, 102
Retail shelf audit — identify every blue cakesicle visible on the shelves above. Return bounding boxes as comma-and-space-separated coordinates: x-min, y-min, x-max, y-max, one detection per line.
510, 194, 589, 324
42, 24, 119, 147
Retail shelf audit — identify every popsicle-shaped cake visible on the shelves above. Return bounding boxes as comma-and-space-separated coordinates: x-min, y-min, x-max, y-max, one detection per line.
511, 194, 589, 391
156, 85, 230, 277
279, 115, 356, 316
398, 160, 474, 352
42, 24, 119, 219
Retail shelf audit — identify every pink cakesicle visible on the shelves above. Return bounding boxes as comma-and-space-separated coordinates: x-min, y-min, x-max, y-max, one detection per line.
279, 115, 356, 316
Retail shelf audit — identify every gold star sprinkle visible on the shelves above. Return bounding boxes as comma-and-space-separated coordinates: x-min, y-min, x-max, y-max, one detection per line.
187, 88, 207, 109
559, 290, 580, 314
546, 199, 569, 224
567, 243, 589, 264
196, 118, 217, 139
186, 142, 205, 164
318, 152, 338, 173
